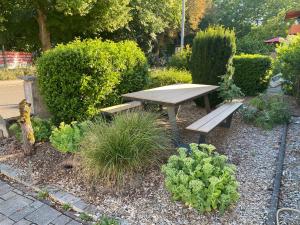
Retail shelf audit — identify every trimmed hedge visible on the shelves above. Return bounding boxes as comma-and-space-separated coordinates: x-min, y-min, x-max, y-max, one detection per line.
147, 69, 192, 88
233, 54, 272, 96
37, 39, 148, 124
190, 26, 236, 106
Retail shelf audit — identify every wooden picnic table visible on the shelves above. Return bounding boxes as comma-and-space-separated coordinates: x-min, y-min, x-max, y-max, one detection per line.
122, 84, 219, 145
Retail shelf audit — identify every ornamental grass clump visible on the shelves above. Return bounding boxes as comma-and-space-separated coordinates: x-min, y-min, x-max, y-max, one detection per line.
162, 144, 239, 214
80, 111, 169, 185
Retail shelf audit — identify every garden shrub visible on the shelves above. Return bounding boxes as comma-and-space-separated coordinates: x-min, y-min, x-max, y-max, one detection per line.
241, 94, 290, 129
147, 69, 192, 88
162, 144, 239, 213
80, 111, 169, 185
167, 46, 192, 70
50, 121, 90, 153
233, 54, 272, 96
190, 26, 236, 106
37, 39, 148, 124
275, 35, 300, 102
9, 117, 52, 142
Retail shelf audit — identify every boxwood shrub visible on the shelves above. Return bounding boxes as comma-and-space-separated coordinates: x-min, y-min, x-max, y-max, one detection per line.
37, 39, 148, 124
233, 54, 272, 96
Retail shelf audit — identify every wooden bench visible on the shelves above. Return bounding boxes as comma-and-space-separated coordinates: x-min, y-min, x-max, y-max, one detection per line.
100, 101, 142, 117
186, 102, 243, 143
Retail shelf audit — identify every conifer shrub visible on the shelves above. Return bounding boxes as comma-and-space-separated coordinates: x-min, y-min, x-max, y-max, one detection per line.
37, 39, 148, 124
190, 26, 236, 106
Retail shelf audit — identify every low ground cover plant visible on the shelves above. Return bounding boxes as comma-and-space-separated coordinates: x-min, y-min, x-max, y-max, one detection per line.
241, 94, 290, 129
50, 121, 90, 153
80, 111, 169, 185
147, 68, 192, 88
233, 54, 272, 96
162, 144, 239, 213
9, 117, 52, 142
96, 216, 120, 225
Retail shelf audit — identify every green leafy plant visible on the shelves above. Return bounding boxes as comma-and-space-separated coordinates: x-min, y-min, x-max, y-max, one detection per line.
275, 35, 300, 102
162, 144, 239, 214
241, 94, 290, 129
62, 203, 71, 211
37, 39, 148, 124
96, 216, 120, 225
37, 189, 49, 200
147, 68, 192, 88
50, 121, 90, 153
9, 117, 53, 142
79, 212, 93, 221
80, 111, 169, 185
190, 26, 236, 106
233, 54, 272, 96
167, 46, 192, 70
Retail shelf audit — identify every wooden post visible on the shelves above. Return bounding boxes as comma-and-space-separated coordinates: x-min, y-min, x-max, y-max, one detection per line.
19, 99, 35, 156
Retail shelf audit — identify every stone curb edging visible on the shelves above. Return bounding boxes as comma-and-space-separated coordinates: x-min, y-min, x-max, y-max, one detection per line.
265, 123, 288, 225
0, 163, 129, 225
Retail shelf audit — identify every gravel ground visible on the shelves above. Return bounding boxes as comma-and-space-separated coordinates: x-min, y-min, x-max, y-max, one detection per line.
278, 116, 300, 225
0, 102, 283, 225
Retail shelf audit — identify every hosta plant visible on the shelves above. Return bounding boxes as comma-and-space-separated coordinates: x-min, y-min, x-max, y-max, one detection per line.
162, 144, 239, 213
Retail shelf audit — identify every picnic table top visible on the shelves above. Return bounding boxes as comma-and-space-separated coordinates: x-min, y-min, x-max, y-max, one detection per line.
122, 84, 219, 105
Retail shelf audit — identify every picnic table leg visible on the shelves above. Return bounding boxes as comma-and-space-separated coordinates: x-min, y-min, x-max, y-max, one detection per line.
204, 95, 211, 113
167, 105, 181, 146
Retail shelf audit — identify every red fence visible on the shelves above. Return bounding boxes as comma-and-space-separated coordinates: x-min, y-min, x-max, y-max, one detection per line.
0, 51, 33, 69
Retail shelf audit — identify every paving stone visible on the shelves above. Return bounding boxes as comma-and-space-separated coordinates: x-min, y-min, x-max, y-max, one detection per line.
25, 204, 61, 224
1, 191, 17, 200
66, 220, 82, 225
13, 189, 24, 195
0, 183, 13, 196
14, 219, 32, 225
72, 200, 89, 212
0, 218, 14, 225
0, 214, 6, 222
51, 214, 72, 225
0, 195, 32, 216
59, 193, 81, 205
9, 201, 43, 222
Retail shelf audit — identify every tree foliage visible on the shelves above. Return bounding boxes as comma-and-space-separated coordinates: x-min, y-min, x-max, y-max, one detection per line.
0, 0, 131, 51
187, 0, 211, 30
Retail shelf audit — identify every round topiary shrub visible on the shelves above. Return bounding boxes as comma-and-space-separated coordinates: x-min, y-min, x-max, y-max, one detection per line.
37, 39, 148, 124
162, 144, 239, 213
190, 26, 236, 106
233, 54, 272, 96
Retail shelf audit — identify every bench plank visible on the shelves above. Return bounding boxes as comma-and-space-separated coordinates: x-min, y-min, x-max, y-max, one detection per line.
100, 101, 142, 115
186, 102, 242, 133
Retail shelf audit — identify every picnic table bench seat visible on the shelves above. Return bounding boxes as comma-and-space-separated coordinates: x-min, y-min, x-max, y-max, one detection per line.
186, 102, 243, 143
100, 101, 142, 117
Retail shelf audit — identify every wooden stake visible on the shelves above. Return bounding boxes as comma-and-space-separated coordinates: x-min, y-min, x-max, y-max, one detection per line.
19, 99, 35, 156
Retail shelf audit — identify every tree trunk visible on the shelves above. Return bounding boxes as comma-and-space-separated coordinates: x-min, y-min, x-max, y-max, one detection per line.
19, 99, 35, 156
37, 8, 51, 51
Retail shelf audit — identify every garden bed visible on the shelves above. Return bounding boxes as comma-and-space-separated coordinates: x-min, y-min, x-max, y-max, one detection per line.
0, 102, 283, 224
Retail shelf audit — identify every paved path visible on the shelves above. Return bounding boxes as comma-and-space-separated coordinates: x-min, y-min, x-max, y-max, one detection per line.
0, 179, 82, 225
0, 80, 24, 119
